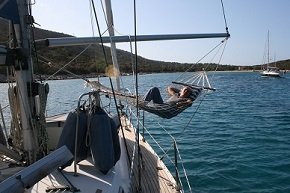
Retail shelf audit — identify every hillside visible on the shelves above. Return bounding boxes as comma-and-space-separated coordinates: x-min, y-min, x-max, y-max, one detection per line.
1, 18, 197, 76
1, 18, 290, 80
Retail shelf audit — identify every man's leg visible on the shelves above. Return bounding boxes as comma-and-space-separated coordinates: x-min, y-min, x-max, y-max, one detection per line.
142, 87, 164, 104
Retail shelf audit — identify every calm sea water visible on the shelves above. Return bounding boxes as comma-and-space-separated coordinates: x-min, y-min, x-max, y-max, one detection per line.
0, 72, 289, 192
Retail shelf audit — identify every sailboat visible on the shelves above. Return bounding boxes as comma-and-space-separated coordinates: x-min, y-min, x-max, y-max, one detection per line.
260, 31, 284, 78
0, 0, 230, 192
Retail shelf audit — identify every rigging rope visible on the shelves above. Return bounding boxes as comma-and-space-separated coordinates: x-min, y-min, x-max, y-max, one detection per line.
132, 0, 143, 190
99, 0, 137, 96
45, 45, 92, 82
138, 113, 193, 192
90, 0, 132, 168
174, 37, 228, 83
220, 0, 229, 34
135, 1, 230, 186
210, 37, 229, 82
157, 39, 229, 164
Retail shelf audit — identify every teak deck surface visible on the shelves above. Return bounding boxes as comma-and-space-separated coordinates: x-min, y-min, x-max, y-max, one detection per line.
121, 116, 179, 193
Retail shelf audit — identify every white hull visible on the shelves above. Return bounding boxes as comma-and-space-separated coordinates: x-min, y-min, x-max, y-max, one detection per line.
260, 68, 284, 78
260, 32, 284, 78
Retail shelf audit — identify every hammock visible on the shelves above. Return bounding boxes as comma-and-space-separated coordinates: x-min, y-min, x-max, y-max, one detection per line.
86, 79, 206, 119
139, 102, 189, 119
138, 86, 203, 119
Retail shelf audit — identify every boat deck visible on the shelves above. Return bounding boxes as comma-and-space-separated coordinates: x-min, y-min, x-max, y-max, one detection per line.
121, 116, 179, 193
25, 114, 179, 192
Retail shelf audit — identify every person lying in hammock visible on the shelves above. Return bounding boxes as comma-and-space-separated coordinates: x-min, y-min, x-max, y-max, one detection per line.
142, 86, 195, 107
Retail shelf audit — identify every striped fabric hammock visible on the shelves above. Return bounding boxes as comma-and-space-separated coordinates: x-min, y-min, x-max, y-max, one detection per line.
138, 86, 202, 119
86, 71, 214, 119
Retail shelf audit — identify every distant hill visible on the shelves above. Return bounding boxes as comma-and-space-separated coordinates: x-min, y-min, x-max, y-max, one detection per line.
0, 18, 197, 77
1, 18, 289, 80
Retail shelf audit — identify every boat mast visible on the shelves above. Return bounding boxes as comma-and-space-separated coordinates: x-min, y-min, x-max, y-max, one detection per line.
1, 0, 49, 164
14, 0, 38, 163
267, 30, 269, 68
104, 0, 121, 91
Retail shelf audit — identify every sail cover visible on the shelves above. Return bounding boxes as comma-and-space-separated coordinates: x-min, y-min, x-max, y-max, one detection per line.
0, 0, 20, 24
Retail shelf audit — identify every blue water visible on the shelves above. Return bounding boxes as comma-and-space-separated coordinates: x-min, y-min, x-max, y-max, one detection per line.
179, 72, 290, 193
1, 72, 290, 192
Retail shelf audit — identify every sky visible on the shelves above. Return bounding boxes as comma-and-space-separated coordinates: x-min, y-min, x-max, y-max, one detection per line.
32, 0, 290, 66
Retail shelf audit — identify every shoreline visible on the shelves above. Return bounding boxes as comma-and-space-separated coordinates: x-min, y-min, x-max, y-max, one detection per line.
0, 70, 285, 83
